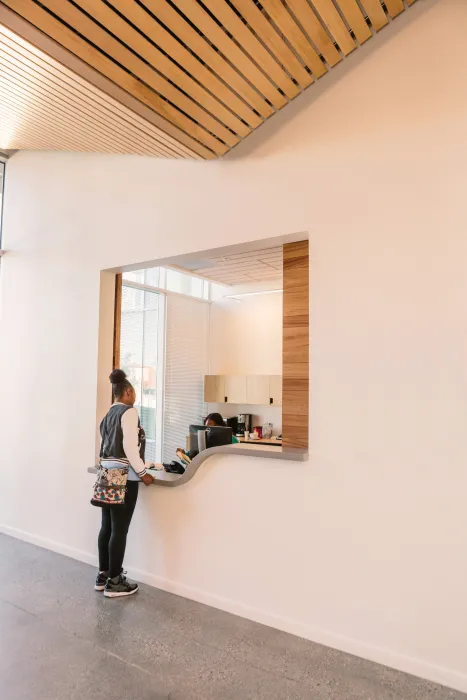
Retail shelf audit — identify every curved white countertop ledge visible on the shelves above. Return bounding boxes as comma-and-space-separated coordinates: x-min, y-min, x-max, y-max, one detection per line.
88, 443, 308, 488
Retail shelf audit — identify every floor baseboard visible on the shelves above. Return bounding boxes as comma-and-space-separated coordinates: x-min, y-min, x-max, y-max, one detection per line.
1, 522, 466, 694
0, 523, 98, 568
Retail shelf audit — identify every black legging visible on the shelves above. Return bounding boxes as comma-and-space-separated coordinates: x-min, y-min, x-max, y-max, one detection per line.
98, 481, 139, 578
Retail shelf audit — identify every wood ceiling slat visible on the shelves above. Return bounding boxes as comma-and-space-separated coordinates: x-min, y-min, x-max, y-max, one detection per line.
0, 79, 137, 156
0, 110, 62, 151
307, 0, 357, 55
0, 109, 168, 156
169, 0, 286, 109
36, 0, 237, 149
0, 49, 162, 153
71, 0, 249, 139
0, 57, 166, 157
0, 97, 115, 153
228, 0, 312, 88
357, 0, 388, 31
0, 94, 118, 154
142, 0, 273, 118
256, 0, 326, 78
0, 8, 204, 159
0, 114, 169, 158
284, 0, 342, 67
256, 2, 321, 77
200, 0, 299, 100
1, 127, 68, 152
333, 0, 372, 44
384, 0, 405, 17
0, 27, 192, 158
107, 0, 261, 129
0, 44, 170, 156
1, 0, 219, 158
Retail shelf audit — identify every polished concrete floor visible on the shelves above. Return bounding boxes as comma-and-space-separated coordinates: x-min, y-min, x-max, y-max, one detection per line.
0, 534, 465, 700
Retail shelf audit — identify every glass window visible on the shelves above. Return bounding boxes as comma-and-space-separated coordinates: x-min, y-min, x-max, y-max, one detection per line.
120, 285, 165, 463
123, 266, 216, 301
118, 265, 220, 463
144, 267, 161, 288
122, 270, 145, 285
123, 267, 161, 287
166, 268, 204, 298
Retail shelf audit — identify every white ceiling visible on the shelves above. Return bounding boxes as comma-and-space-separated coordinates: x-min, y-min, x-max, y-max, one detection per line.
173, 246, 283, 286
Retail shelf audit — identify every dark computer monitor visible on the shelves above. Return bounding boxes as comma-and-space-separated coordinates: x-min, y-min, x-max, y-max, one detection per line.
189, 425, 232, 453
206, 426, 232, 448
225, 415, 239, 436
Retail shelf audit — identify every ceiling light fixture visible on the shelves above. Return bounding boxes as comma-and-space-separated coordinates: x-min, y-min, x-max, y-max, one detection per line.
225, 289, 283, 299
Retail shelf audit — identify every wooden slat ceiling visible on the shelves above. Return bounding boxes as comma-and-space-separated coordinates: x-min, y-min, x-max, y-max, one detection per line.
0, 0, 417, 159
0, 23, 198, 156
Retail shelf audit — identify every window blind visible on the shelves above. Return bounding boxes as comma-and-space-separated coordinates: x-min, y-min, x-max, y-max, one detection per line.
163, 294, 209, 462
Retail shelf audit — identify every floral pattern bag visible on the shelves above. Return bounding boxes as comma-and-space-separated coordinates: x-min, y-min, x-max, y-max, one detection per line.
91, 465, 129, 507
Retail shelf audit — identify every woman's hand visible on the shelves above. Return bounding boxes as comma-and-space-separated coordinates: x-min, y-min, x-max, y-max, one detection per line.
141, 473, 155, 486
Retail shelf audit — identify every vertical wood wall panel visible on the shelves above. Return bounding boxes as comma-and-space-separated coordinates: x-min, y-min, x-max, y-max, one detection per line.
282, 241, 309, 449
113, 274, 122, 371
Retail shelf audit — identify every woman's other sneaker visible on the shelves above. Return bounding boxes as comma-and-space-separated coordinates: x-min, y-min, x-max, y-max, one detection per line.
95, 568, 125, 591
104, 574, 139, 598
95, 571, 108, 591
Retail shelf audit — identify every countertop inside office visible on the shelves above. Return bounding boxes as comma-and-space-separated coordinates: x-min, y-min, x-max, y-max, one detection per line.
88, 442, 307, 488
237, 436, 282, 446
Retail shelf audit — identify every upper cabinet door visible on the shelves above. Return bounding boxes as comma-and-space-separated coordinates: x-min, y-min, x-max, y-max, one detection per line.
246, 375, 270, 405
225, 375, 247, 404
204, 375, 225, 403
269, 375, 283, 406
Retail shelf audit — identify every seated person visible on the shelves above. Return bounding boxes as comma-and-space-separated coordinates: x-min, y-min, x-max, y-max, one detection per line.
205, 413, 239, 443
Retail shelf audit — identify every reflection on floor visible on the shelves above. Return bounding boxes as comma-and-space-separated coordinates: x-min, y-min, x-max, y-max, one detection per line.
0, 534, 464, 700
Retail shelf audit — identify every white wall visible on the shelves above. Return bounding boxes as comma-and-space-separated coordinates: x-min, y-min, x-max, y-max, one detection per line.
209, 293, 283, 376
2, 0, 467, 690
208, 292, 283, 431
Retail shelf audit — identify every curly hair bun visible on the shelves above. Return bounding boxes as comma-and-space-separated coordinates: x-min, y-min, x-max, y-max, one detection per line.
109, 369, 127, 384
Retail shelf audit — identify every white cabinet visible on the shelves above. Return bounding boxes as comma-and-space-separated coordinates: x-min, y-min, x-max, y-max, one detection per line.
246, 375, 270, 405
204, 375, 225, 403
269, 375, 282, 406
225, 375, 247, 404
205, 374, 282, 405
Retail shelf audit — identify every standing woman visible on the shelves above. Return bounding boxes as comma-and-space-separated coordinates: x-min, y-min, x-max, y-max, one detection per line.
94, 370, 154, 598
